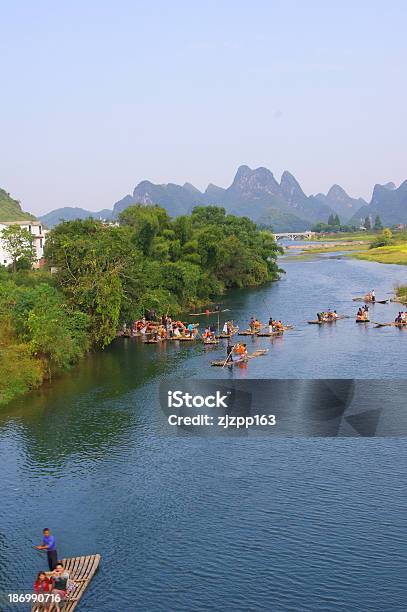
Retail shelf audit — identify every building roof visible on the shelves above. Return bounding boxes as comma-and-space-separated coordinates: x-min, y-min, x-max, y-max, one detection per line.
0, 220, 43, 226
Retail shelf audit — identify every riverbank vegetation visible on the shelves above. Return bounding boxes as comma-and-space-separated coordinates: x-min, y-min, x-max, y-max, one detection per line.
314, 231, 376, 243
0, 205, 282, 406
46, 205, 282, 347
395, 285, 407, 303
311, 214, 383, 235
0, 268, 89, 406
354, 230, 407, 265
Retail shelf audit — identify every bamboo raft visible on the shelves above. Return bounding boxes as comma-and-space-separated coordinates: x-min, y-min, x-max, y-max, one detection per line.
308, 315, 348, 325
256, 331, 283, 337
356, 319, 370, 323
216, 329, 238, 339
256, 325, 293, 337
171, 336, 196, 341
32, 554, 101, 612
211, 349, 268, 367
352, 297, 388, 304
144, 336, 219, 343
373, 321, 407, 328
189, 308, 230, 316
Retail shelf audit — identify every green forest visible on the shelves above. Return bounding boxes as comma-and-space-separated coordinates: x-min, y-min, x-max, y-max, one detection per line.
0, 188, 35, 221
0, 205, 282, 406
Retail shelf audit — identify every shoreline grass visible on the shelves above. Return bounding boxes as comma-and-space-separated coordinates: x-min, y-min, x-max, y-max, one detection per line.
314, 231, 375, 243
354, 244, 407, 265
396, 285, 407, 303
300, 243, 370, 254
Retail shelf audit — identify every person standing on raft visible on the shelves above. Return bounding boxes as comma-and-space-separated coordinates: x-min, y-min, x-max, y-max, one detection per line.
35, 528, 58, 571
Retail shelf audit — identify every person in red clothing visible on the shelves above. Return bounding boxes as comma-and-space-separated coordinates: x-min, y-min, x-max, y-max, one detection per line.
34, 571, 51, 610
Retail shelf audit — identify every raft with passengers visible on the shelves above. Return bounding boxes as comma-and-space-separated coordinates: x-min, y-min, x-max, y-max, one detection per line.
308, 310, 348, 324
238, 316, 293, 336
356, 305, 370, 323
374, 311, 407, 327
352, 290, 388, 304
211, 344, 269, 367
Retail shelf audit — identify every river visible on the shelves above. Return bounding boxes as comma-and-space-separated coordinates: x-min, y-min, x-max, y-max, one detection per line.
1, 250, 407, 611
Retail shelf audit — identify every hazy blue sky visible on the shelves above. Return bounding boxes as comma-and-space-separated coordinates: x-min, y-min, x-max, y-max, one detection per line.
1, 0, 406, 215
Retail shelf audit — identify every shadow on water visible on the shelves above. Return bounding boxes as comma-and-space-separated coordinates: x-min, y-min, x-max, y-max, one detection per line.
0, 338, 210, 466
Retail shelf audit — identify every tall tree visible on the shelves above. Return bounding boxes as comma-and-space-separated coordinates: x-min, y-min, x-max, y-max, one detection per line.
0, 225, 34, 272
118, 205, 169, 255
45, 219, 144, 347
374, 215, 383, 231
364, 216, 371, 230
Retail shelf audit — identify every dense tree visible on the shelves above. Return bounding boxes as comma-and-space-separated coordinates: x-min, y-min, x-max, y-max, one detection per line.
369, 227, 393, 249
1, 225, 34, 272
44, 206, 282, 346
45, 219, 145, 347
1, 205, 283, 405
119, 205, 170, 255
364, 216, 371, 230
311, 220, 357, 233
374, 215, 383, 231
0, 275, 89, 404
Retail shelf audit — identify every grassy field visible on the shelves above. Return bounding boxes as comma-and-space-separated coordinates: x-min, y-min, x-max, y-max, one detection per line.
314, 231, 375, 243
354, 244, 407, 265
286, 231, 407, 262
304, 243, 370, 254
396, 285, 407, 302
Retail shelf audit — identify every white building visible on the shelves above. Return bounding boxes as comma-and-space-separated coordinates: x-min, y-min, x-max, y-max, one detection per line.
0, 220, 48, 268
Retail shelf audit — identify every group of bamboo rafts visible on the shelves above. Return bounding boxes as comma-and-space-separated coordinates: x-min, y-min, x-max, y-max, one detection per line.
308, 291, 407, 327
117, 315, 294, 346
117, 289, 406, 360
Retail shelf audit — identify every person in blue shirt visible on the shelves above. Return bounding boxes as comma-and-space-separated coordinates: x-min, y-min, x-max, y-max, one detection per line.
188, 323, 194, 338
35, 528, 58, 570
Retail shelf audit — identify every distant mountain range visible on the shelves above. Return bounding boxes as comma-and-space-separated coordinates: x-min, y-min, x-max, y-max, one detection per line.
3, 165, 406, 231
348, 180, 407, 226
39, 206, 113, 229
0, 189, 36, 222
41, 165, 364, 230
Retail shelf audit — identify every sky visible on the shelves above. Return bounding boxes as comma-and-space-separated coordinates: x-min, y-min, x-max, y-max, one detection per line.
1, 0, 406, 215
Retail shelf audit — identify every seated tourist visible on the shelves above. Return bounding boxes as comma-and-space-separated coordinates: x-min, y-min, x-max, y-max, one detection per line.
51, 563, 70, 609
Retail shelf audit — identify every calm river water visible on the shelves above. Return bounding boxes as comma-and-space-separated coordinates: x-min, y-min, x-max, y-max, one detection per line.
1, 251, 407, 611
